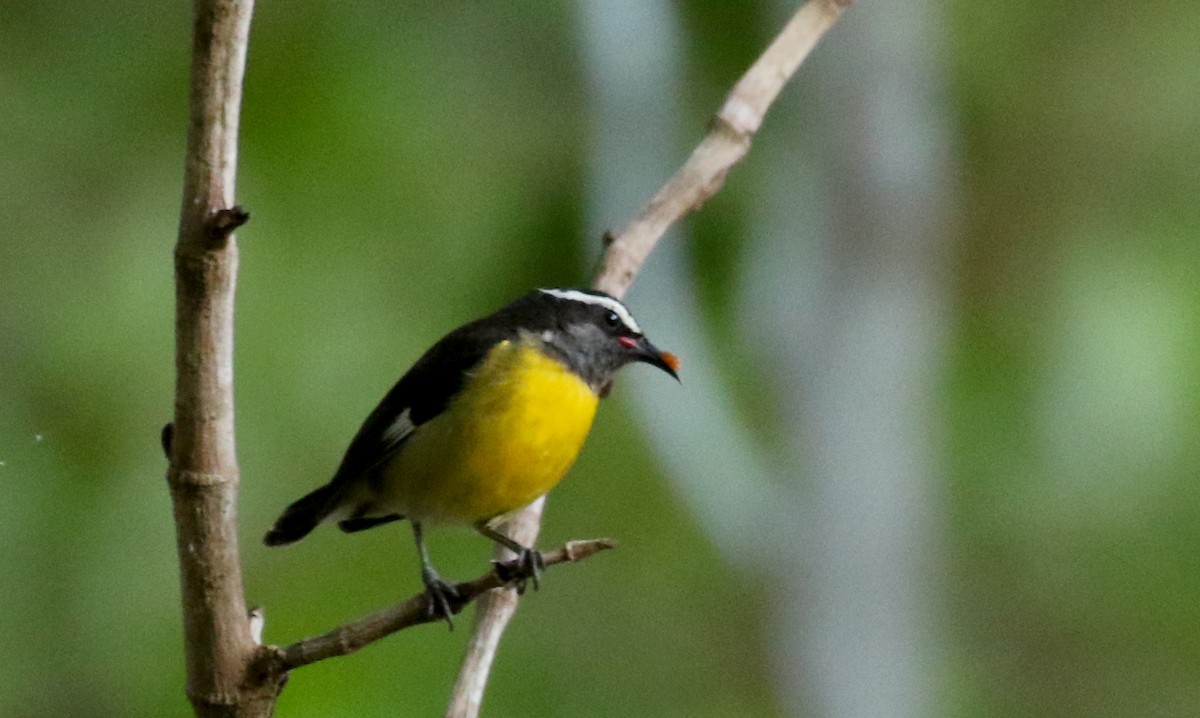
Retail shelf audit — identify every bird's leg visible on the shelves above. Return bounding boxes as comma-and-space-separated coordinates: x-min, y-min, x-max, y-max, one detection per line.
475, 523, 545, 593
412, 521, 459, 629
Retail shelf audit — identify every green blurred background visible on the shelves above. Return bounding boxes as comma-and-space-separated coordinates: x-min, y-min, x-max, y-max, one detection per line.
2, 1, 1198, 716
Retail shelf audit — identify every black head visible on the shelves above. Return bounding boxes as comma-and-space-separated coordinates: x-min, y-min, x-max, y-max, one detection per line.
497, 288, 679, 394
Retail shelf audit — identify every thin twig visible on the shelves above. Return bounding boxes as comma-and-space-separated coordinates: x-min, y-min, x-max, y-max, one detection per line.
447, 2, 848, 716
593, 0, 847, 298
274, 539, 615, 671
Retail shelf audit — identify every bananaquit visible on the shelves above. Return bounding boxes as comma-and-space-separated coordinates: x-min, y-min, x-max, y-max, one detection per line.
264, 288, 679, 621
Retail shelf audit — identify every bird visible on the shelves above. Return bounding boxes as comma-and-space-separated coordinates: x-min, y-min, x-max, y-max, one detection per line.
263, 287, 680, 624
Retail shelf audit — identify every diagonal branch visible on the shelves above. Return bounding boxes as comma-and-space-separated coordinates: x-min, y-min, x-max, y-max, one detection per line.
448, 2, 850, 717
270, 539, 616, 671
593, 0, 848, 298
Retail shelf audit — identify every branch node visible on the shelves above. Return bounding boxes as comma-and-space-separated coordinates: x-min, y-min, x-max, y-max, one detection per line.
161, 422, 174, 458
247, 645, 290, 695
562, 538, 618, 562
249, 606, 265, 646
715, 97, 762, 137
205, 205, 250, 244
167, 468, 237, 490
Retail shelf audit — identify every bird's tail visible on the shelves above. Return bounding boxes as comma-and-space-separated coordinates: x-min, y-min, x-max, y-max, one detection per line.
263, 483, 339, 546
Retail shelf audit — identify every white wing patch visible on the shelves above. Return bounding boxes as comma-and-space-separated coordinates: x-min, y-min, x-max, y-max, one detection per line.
539, 288, 642, 334
381, 408, 415, 448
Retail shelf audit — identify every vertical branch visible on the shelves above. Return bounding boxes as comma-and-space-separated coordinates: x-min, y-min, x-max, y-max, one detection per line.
168, 1, 259, 716
446, 2, 849, 716
446, 498, 545, 718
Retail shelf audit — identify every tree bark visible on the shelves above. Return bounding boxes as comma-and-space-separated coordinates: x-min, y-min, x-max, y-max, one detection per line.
168, 1, 279, 716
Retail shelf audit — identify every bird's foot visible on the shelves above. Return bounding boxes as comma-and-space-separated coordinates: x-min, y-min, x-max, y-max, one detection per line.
493, 547, 545, 594
421, 567, 462, 630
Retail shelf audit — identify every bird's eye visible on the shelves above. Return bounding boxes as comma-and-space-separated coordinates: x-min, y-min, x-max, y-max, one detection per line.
604, 311, 620, 328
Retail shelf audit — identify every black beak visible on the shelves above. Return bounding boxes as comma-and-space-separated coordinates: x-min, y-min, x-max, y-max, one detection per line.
632, 336, 680, 381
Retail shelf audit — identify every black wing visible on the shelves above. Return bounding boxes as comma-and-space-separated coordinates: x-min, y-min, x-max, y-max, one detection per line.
325, 319, 512, 490
263, 292, 552, 546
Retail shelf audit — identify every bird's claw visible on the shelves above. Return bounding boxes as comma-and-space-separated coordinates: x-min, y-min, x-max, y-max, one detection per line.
493, 548, 545, 595
421, 567, 461, 630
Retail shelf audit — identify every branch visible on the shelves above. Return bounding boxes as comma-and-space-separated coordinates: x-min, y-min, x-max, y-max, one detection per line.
594, 0, 848, 298
446, 498, 547, 718
164, 2, 844, 715
168, 0, 264, 716
449, 2, 849, 716
272, 539, 615, 671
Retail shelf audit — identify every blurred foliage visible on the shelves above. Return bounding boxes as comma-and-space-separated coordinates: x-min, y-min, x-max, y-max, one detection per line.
946, 0, 1200, 715
1, 0, 1198, 717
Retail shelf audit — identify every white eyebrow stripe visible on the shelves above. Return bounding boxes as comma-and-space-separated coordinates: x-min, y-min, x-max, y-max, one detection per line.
539, 288, 642, 334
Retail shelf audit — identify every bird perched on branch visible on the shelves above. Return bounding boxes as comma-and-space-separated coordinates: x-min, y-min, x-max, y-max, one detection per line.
264, 288, 680, 624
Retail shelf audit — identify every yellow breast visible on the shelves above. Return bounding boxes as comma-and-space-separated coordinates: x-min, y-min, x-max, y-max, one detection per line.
376, 339, 599, 525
